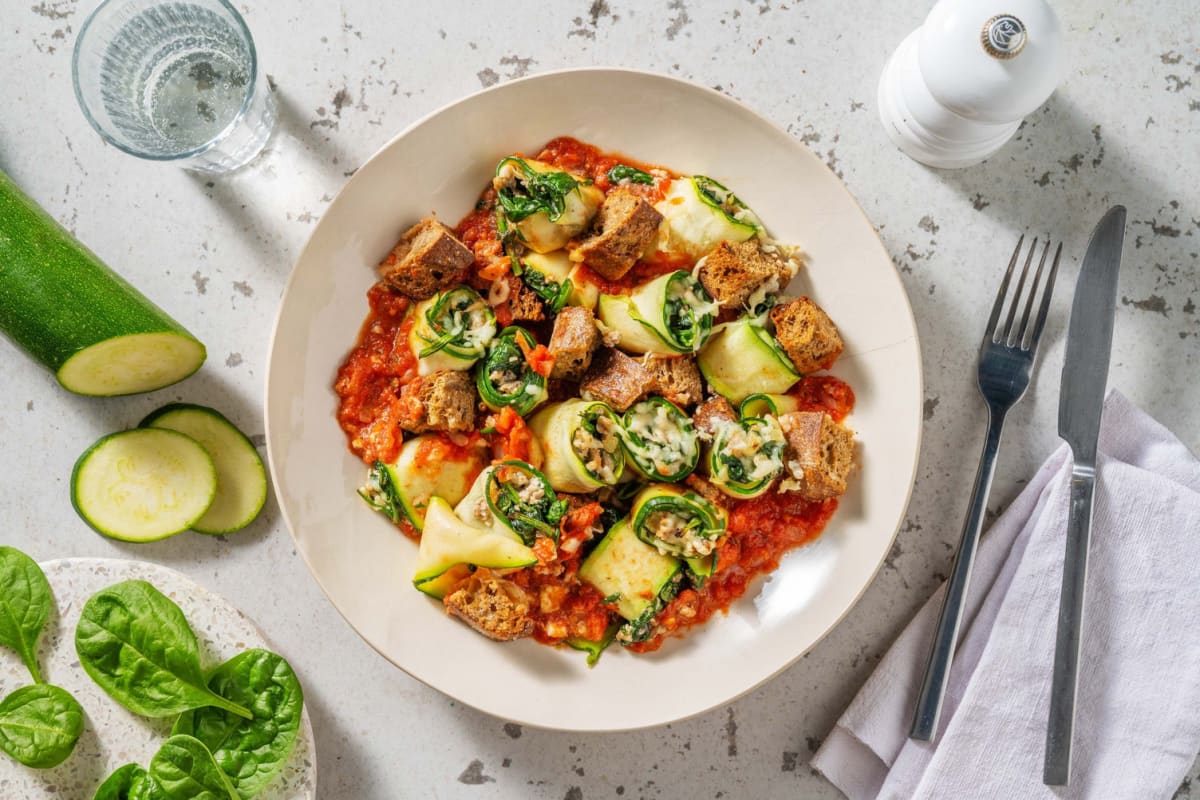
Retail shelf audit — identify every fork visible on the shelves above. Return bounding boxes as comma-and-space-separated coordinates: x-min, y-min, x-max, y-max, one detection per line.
909, 235, 1063, 741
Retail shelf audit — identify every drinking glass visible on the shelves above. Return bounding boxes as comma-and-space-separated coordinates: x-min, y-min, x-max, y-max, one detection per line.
72, 0, 276, 174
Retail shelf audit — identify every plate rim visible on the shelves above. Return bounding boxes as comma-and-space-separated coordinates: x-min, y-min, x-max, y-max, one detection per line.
264, 65, 924, 732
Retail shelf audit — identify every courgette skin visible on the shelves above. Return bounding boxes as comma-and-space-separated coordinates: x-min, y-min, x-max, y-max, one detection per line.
0, 170, 205, 395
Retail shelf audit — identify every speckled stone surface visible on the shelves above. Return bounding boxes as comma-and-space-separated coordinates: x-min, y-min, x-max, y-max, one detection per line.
0, 1, 1197, 798
0, 559, 316, 799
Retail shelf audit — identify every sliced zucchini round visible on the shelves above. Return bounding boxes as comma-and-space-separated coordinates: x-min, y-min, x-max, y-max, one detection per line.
527, 400, 625, 493
409, 286, 496, 375
698, 317, 800, 403
71, 428, 216, 542
139, 403, 266, 535
413, 497, 537, 585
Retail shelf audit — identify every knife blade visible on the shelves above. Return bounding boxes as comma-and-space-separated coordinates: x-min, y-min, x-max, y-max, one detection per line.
1043, 205, 1126, 786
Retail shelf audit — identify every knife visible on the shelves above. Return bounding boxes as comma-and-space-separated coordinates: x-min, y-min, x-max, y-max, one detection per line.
1043, 205, 1126, 786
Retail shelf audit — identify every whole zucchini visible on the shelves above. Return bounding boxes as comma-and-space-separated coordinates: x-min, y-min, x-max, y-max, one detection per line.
0, 170, 206, 396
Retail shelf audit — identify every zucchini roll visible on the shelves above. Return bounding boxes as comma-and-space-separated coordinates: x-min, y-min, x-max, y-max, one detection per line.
655, 175, 763, 260
493, 157, 603, 254
620, 397, 700, 482
597, 271, 719, 354
456, 460, 567, 546
475, 327, 548, 416
528, 400, 625, 492
630, 484, 727, 560
409, 285, 497, 375
738, 392, 801, 419
520, 250, 600, 310
697, 316, 800, 403
706, 415, 787, 499
359, 434, 488, 531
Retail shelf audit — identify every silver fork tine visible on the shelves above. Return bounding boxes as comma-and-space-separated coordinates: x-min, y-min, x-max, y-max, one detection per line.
986, 235, 1024, 343
1016, 240, 1053, 349
1029, 242, 1064, 347
1003, 238, 1038, 345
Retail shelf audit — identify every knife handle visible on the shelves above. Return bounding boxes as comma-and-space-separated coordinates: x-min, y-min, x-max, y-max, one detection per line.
910, 408, 1007, 741
1044, 465, 1097, 785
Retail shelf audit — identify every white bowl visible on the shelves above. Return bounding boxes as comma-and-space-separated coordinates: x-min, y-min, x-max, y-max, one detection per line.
265, 68, 922, 731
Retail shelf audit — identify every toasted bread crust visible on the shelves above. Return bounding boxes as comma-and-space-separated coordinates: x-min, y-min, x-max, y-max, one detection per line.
548, 306, 601, 380
579, 348, 658, 411
641, 355, 704, 408
444, 572, 535, 641
692, 396, 738, 439
569, 189, 664, 281
778, 411, 854, 501
697, 240, 794, 310
399, 370, 477, 433
770, 296, 844, 374
380, 217, 474, 300
501, 273, 547, 322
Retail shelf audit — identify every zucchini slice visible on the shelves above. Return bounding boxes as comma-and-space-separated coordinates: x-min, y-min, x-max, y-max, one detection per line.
0, 170, 205, 396
596, 271, 718, 354
738, 392, 801, 419
71, 429, 216, 542
528, 400, 625, 493
493, 157, 603, 254
706, 415, 787, 499
360, 434, 487, 531
476, 327, 549, 415
415, 563, 473, 600
139, 404, 266, 535
620, 397, 699, 482
630, 483, 727, 559
455, 461, 567, 546
566, 622, 620, 667
413, 497, 537, 585
517, 251, 601, 311
654, 175, 762, 260
578, 518, 680, 621
409, 286, 496, 376
698, 317, 800, 403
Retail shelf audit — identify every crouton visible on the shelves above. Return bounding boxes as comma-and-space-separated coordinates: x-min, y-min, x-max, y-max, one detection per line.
692, 396, 738, 439
379, 217, 474, 300
444, 571, 535, 641
684, 473, 731, 510
399, 370, 477, 434
770, 296, 844, 374
501, 273, 546, 322
641, 355, 703, 407
548, 306, 601, 380
778, 411, 854, 501
569, 189, 664, 281
579, 348, 658, 412
697, 240, 795, 311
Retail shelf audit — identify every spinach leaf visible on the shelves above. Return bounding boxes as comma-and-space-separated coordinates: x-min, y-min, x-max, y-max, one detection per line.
520, 268, 572, 313
496, 157, 585, 223
75, 580, 252, 721
0, 545, 53, 683
606, 164, 655, 185
94, 763, 152, 800
171, 649, 303, 800
0, 683, 83, 768
148, 735, 238, 800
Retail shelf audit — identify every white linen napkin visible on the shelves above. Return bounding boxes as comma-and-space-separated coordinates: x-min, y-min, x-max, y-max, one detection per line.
812, 391, 1200, 799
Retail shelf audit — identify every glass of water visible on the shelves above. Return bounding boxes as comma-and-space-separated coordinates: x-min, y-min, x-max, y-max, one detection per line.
72, 0, 275, 174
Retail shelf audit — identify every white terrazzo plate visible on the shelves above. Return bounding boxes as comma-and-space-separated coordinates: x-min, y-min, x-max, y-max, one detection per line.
0, 558, 317, 799
266, 68, 922, 731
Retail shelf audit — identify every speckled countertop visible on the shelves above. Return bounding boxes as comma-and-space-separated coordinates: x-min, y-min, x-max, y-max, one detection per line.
1, 1, 1197, 798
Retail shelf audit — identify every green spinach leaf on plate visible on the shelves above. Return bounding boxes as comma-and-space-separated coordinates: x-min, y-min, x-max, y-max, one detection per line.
0, 545, 54, 683
75, 580, 251, 721
0, 683, 84, 768
148, 735, 238, 800
172, 649, 303, 800
93, 763, 151, 800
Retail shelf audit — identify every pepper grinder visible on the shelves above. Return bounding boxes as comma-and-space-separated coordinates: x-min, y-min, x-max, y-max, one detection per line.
877, 0, 1065, 169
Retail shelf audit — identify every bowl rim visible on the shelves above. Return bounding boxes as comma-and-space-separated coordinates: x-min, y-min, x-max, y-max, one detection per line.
264, 65, 924, 731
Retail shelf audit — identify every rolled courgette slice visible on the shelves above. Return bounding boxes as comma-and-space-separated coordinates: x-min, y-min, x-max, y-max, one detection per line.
528, 400, 625, 493
360, 434, 488, 531
597, 271, 718, 354
455, 460, 567, 546
519, 251, 599, 310
578, 518, 680, 622
71, 428, 216, 542
738, 392, 801, 419
706, 415, 787, 499
139, 404, 266, 535
698, 317, 800, 403
413, 497, 537, 585
494, 157, 603, 254
654, 175, 762, 260
0, 170, 205, 396
476, 327, 549, 416
415, 563, 473, 600
631, 484, 727, 560
620, 397, 699, 482
409, 285, 496, 375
